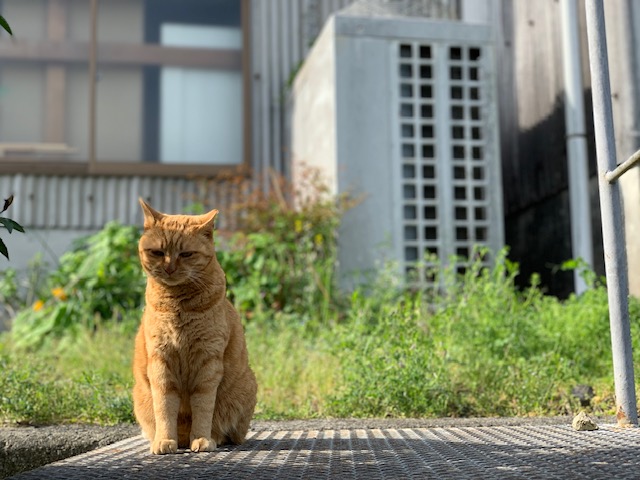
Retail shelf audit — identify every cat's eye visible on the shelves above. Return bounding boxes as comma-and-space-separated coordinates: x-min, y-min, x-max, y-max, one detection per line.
150, 250, 164, 257
179, 252, 193, 258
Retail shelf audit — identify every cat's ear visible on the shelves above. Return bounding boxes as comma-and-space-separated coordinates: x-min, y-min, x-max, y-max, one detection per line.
197, 209, 219, 238
139, 198, 165, 229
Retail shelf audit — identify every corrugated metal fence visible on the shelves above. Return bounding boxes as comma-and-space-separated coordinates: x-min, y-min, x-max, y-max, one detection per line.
0, 174, 246, 231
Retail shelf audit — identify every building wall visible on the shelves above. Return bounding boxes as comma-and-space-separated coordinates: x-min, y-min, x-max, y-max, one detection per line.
0, 0, 144, 162
496, 0, 604, 296
289, 17, 338, 195
0, 0, 358, 270
250, 0, 460, 180
497, 0, 640, 296
290, 12, 502, 286
603, 0, 640, 298
249, 0, 354, 180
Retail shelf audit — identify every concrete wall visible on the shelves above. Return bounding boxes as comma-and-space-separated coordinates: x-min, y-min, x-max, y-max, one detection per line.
290, 12, 502, 285
289, 18, 338, 195
333, 18, 399, 280
290, 15, 401, 281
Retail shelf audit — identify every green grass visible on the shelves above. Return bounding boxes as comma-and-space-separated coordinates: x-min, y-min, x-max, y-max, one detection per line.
2, 261, 638, 425
0, 322, 135, 425
1, 247, 639, 425
246, 318, 340, 419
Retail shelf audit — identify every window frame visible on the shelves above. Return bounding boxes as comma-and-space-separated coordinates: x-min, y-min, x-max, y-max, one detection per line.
0, 0, 251, 177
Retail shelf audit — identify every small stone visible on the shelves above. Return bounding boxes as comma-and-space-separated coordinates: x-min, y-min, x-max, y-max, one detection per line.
572, 411, 599, 431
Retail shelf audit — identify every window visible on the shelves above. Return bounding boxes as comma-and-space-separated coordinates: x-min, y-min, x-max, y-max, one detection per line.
0, 0, 249, 176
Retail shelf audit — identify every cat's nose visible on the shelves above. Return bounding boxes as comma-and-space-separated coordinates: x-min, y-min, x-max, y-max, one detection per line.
164, 261, 177, 275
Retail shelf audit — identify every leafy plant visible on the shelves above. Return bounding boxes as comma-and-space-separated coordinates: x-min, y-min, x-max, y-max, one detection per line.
0, 15, 24, 261
328, 250, 630, 418
0, 255, 51, 324
196, 167, 355, 324
10, 222, 144, 349
0, 195, 25, 260
0, 15, 11, 35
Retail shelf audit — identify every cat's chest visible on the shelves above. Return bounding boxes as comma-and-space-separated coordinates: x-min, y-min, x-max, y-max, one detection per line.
151, 312, 227, 356
156, 323, 221, 378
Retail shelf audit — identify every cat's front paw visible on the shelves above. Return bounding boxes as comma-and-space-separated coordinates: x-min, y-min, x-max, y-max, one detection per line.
191, 437, 216, 452
151, 439, 178, 455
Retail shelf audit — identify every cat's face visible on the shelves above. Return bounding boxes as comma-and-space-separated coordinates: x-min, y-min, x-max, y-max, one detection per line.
138, 199, 219, 287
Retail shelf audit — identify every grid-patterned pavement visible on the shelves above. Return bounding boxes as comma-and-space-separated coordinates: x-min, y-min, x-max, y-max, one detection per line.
9, 423, 640, 479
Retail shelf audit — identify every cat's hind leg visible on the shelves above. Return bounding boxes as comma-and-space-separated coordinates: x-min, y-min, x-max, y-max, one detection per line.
132, 330, 157, 445
214, 376, 257, 445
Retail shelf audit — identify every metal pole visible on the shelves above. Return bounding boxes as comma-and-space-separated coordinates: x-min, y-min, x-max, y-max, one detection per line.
606, 148, 640, 184
88, 0, 98, 171
584, 0, 638, 426
560, 0, 594, 294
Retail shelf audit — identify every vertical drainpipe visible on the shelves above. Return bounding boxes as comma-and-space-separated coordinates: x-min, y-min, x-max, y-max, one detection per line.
585, 0, 638, 427
618, 0, 640, 157
88, 0, 98, 172
560, 0, 594, 294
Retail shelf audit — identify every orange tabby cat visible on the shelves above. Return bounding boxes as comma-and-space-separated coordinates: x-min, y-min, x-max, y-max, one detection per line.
132, 199, 257, 455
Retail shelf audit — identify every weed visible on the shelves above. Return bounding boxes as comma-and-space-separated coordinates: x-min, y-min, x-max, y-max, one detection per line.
9, 223, 143, 349
0, 335, 134, 425
196, 168, 354, 325
1, 177, 637, 423
246, 316, 340, 419
328, 252, 638, 418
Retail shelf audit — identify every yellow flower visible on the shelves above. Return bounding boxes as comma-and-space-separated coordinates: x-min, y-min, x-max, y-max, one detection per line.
294, 219, 303, 233
51, 287, 67, 301
314, 233, 323, 247
33, 300, 44, 311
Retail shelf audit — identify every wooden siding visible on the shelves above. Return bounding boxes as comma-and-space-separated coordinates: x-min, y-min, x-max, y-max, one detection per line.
499, 0, 597, 216
496, 0, 606, 296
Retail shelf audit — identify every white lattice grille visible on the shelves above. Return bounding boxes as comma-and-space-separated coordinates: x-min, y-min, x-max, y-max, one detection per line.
396, 40, 500, 282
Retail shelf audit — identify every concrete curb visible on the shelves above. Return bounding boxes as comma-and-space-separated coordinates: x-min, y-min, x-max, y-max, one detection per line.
0, 424, 139, 479
0, 416, 614, 479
